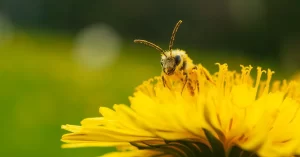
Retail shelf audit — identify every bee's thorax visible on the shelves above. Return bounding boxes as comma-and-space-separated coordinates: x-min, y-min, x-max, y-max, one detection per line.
161, 49, 194, 75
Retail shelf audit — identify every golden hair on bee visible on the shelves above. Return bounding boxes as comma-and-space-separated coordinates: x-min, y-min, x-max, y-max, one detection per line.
134, 20, 214, 95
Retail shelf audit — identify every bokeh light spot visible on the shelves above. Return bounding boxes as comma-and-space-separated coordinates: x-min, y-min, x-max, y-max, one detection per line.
73, 23, 122, 70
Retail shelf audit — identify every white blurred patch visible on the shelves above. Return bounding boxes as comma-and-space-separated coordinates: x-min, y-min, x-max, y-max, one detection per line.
228, 0, 265, 28
73, 23, 122, 70
0, 13, 14, 46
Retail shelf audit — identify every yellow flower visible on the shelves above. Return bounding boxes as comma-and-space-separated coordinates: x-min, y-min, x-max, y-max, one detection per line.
61, 63, 300, 157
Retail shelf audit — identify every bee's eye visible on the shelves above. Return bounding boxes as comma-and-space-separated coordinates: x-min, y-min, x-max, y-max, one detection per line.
174, 55, 181, 65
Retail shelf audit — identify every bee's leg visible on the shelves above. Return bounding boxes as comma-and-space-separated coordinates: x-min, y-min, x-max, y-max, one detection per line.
199, 65, 215, 85
187, 66, 199, 95
203, 70, 216, 85
196, 80, 200, 93
162, 75, 166, 87
162, 75, 171, 90
187, 79, 195, 96
181, 72, 188, 95
191, 66, 200, 93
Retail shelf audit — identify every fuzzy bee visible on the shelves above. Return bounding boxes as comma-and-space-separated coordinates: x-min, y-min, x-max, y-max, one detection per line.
134, 20, 214, 95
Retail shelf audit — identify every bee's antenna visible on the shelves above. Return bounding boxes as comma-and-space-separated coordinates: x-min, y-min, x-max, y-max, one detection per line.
134, 39, 167, 57
169, 20, 183, 56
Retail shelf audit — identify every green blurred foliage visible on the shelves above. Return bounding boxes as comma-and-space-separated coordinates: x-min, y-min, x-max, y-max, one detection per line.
0, 29, 282, 157
2, 0, 300, 64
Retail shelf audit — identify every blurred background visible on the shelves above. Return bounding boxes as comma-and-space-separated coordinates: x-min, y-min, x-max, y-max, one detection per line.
0, 0, 300, 156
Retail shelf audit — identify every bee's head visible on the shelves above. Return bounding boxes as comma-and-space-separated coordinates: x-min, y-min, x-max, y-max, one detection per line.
161, 54, 182, 75
134, 20, 184, 75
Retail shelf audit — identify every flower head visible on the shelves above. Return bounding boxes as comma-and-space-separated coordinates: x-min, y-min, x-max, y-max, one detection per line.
61, 63, 300, 157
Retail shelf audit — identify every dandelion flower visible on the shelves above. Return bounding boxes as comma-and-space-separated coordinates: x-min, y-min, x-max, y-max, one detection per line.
61, 63, 300, 157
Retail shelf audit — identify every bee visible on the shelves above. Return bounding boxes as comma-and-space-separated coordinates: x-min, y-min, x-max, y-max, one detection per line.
134, 20, 214, 95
